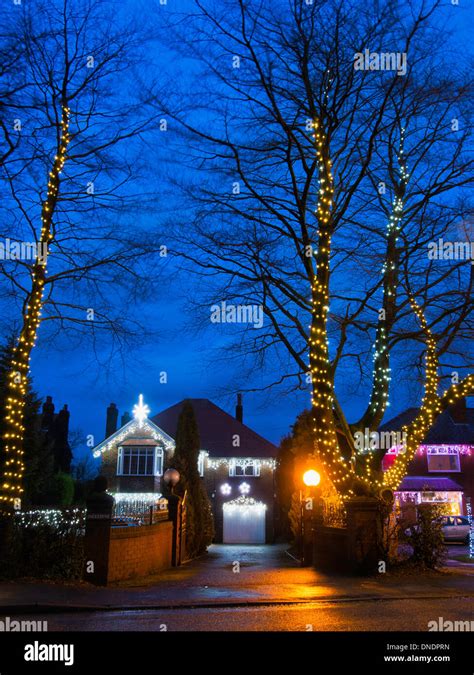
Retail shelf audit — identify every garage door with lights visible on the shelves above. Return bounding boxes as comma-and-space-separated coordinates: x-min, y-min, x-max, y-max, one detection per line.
223, 496, 267, 544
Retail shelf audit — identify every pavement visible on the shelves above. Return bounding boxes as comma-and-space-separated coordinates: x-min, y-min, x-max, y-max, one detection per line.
0, 543, 473, 616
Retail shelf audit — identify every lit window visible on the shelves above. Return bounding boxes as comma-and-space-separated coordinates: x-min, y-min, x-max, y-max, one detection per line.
229, 460, 260, 477
118, 447, 164, 476
427, 447, 460, 472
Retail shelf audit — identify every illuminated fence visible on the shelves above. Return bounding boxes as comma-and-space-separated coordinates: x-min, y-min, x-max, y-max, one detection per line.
321, 496, 347, 529
111, 493, 169, 527
10, 508, 86, 579
14, 508, 86, 533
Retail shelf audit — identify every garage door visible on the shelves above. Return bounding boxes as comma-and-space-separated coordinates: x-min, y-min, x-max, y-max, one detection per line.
223, 497, 266, 544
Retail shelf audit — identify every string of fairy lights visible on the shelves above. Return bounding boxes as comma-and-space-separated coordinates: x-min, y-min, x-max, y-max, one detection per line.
308, 121, 472, 500
466, 499, 474, 559
382, 293, 474, 491
309, 119, 355, 494
0, 105, 70, 514
14, 508, 84, 529
367, 128, 409, 422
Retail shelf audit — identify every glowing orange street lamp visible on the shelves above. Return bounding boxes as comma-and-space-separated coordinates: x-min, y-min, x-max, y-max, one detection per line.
303, 469, 321, 487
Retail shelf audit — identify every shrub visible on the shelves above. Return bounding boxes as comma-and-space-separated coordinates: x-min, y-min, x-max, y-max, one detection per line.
49, 472, 75, 507
0, 510, 85, 580
407, 503, 446, 569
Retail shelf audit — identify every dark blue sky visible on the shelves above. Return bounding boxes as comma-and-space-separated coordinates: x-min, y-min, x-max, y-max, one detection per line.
24, 0, 474, 461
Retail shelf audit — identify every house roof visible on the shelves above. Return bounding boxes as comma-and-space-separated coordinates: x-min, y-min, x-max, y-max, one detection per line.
152, 398, 278, 459
380, 404, 474, 445
398, 476, 464, 492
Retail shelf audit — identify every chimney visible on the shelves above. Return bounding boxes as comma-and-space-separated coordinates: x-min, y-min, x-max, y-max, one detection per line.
235, 393, 243, 423
41, 395, 55, 430
121, 411, 131, 427
105, 403, 118, 438
54, 405, 72, 473
57, 404, 70, 438
449, 397, 467, 424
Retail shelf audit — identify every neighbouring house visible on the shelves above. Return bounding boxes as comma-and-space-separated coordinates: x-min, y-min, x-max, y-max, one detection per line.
380, 398, 474, 517
40, 395, 73, 473
93, 394, 279, 544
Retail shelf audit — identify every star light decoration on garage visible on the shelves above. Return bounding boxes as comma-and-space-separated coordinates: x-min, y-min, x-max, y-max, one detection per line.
93, 395, 174, 458
0, 104, 71, 513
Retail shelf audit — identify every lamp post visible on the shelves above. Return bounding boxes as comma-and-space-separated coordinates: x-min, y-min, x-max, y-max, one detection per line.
163, 468, 180, 495
300, 469, 321, 566
163, 468, 182, 566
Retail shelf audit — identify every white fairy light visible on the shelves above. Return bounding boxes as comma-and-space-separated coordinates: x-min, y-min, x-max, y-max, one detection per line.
223, 495, 267, 515
111, 492, 164, 504
466, 498, 474, 559
93, 418, 174, 458
207, 458, 276, 470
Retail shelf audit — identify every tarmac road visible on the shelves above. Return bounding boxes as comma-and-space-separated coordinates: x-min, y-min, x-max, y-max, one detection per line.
14, 595, 474, 631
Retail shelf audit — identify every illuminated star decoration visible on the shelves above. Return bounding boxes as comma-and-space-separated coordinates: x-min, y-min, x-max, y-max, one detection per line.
239, 482, 250, 495
133, 394, 150, 427
220, 483, 232, 496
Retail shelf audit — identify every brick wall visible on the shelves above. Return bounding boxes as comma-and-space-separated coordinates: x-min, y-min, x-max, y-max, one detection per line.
107, 521, 173, 583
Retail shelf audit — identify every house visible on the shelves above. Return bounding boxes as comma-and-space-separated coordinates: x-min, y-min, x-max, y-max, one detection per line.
40, 395, 73, 473
93, 394, 279, 544
380, 398, 474, 516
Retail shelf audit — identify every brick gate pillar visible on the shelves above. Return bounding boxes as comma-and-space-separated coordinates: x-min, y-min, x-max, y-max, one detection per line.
346, 497, 383, 574
84, 476, 115, 585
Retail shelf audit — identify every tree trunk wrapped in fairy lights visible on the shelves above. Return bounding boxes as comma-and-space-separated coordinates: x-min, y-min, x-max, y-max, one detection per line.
383, 295, 473, 491
309, 120, 473, 499
0, 105, 70, 515
310, 119, 355, 495
356, 129, 409, 435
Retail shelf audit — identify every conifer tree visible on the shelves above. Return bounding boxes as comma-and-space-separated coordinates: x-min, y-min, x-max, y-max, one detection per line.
172, 401, 214, 558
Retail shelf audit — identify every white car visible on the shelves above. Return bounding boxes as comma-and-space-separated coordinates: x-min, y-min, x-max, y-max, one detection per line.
405, 515, 471, 543
440, 516, 471, 543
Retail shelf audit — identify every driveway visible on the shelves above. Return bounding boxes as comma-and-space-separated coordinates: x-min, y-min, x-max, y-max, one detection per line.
0, 543, 473, 615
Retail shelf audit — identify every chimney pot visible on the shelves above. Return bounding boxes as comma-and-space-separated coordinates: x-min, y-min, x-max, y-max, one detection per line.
105, 402, 119, 439
121, 411, 131, 427
236, 393, 243, 423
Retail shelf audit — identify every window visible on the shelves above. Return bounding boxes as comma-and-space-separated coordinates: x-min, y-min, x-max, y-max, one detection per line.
427, 447, 460, 472
198, 452, 206, 477
117, 446, 163, 476
229, 460, 260, 477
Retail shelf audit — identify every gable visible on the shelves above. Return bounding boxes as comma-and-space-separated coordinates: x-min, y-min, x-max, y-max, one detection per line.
93, 418, 175, 458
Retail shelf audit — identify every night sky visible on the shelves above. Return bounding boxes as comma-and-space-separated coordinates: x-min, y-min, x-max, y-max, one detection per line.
12, 0, 474, 464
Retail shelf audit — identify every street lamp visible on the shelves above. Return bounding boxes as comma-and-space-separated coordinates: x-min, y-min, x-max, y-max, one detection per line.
303, 469, 321, 487
163, 468, 180, 495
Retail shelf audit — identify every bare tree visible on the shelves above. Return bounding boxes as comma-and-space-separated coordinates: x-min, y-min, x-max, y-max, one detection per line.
0, 0, 161, 513
152, 0, 473, 495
